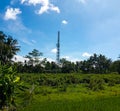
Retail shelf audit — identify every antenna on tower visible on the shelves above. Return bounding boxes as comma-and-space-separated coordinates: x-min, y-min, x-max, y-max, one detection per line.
56, 31, 60, 64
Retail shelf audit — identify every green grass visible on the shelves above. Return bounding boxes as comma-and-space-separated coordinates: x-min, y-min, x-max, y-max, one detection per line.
20, 95, 120, 111
17, 73, 120, 111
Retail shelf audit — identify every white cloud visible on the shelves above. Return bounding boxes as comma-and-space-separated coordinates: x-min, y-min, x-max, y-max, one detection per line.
82, 52, 91, 57
46, 58, 55, 62
62, 56, 70, 59
49, 4, 60, 13
12, 55, 55, 63
12, 55, 28, 63
22, 0, 48, 6
21, 0, 60, 14
51, 48, 57, 54
61, 56, 81, 62
78, 0, 87, 4
2, 7, 32, 47
62, 20, 68, 25
37, 4, 49, 14
6, 20, 31, 33
31, 40, 36, 43
22, 38, 33, 46
21, 0, 26, 4
36, 2, 60, 14
4, 7, 22, 20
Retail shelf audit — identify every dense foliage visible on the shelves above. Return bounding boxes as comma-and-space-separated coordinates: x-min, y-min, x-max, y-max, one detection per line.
14, 54, 120, 74
0, 31, 20, 65
0, 65, 20, 110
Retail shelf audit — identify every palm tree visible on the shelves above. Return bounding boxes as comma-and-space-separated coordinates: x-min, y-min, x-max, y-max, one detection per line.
6, 36, 20, 61
0, 31, 20, 65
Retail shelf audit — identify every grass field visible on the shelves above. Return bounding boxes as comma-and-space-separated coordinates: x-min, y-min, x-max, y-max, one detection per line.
17, 73, 120, 111
21, 96, 120, 111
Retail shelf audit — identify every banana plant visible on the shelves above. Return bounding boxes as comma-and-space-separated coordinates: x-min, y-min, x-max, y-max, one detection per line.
0, 65, 21, 111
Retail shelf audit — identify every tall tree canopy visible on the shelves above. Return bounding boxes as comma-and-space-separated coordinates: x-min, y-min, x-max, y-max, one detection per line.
25, 49, 43, 66
80, 54, 112, 74
0, 31, 20, 65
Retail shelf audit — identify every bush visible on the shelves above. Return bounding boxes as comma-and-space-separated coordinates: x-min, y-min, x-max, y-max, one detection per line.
88, 77, 105, 91
108, 79, 116, 86
0, 65, 21, 110
65, 75, 79, 84
58, 84, 67, 92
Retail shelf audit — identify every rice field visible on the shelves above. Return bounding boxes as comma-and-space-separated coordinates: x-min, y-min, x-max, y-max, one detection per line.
17, 73, 120, 111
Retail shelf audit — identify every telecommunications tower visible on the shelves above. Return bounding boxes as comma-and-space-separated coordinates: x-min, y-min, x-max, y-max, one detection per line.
56, 31, 60, 64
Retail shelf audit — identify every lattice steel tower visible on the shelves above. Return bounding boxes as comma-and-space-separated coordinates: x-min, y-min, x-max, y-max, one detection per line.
56, 31, 60, 64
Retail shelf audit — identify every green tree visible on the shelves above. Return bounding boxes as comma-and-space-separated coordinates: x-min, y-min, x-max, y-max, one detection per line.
25, 49, 43, 66
110, 60, 120, 74
81, 54, 111, 74
24, 49, 43, 73
60, 58, 75, 73
0, 31, 20, 65
45, 61, 51, 72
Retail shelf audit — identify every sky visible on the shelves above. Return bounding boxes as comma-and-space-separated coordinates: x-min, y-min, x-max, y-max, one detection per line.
0, 0, 120, 62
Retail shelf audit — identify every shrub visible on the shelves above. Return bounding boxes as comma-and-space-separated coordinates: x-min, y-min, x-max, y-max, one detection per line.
58, 84, 67, 92
88, 77, 105, 91
108, 79, 116, 86
0, 65, 20, 110
65, 75, 79, 84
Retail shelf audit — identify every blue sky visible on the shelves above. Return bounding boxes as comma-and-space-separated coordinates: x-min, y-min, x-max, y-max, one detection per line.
0, 0, 120, 62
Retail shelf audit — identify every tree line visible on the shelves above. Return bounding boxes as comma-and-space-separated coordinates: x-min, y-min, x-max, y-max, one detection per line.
0, 31, 120, 74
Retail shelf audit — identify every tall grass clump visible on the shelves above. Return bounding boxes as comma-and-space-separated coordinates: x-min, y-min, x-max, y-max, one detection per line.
88, 76, 105, 91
